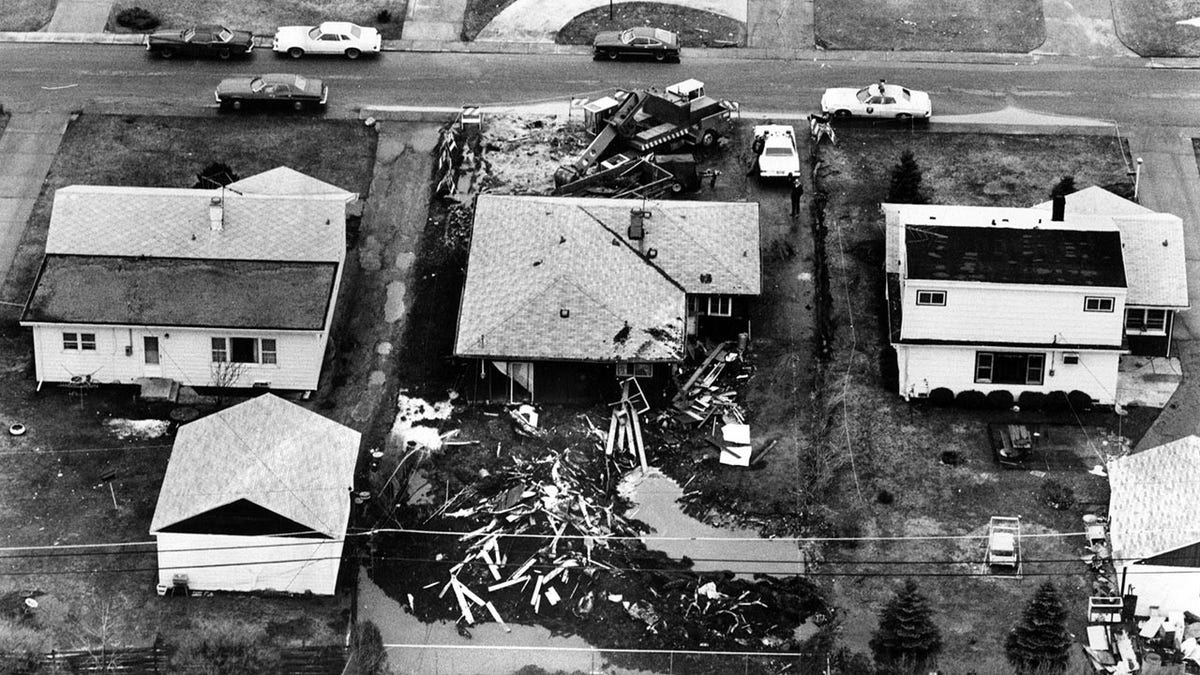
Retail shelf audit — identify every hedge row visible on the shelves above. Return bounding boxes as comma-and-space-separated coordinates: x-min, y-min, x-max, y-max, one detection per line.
927, 388, 1093, 412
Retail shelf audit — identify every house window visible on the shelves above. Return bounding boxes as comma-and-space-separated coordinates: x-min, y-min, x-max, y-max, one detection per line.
616, 363, 654, 378
211, 337, 278, 364
62, 332, 96, 351
1084, 296, 1114, 312
687, 295, 733, 317
915, 290, 946, 306
1126, 308, 1168, 335
975, 352, 1045, 386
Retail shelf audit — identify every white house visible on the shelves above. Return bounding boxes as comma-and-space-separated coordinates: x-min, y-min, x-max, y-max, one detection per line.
20, 167, 357, 392
1107, 435, 1200, 616
883, 190, 1187, 405
150, 393, 360, 595
454, 195, 760, 401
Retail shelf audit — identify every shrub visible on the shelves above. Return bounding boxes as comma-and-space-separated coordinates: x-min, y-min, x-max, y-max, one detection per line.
1067, 390, 1093, 412
1037, 479, 1075, 510
1018, 391, 1046, 410
170, 620, 280, 674
886, 150, 927, 204
194, 162, 239, 189
376, 9, 392, 23
876, 489, 895, 505
955, 390, 987, 409
1044, 391, 1070, 412
1049, 175, 1076, 199
986, 390, 1015, 410
115, 6, 160, 31
928, 387, 954, 407
0, 620, 48, 674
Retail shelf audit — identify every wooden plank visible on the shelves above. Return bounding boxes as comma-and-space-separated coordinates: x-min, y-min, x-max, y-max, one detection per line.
630, 406, 648, 473
604, 410, 618, 456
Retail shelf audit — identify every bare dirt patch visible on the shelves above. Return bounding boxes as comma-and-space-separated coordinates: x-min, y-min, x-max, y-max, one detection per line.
556, 3, 745, 47
814, 0, 1045, 52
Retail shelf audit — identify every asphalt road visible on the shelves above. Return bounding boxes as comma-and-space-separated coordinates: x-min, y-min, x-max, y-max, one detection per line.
0, 44, 1195, 126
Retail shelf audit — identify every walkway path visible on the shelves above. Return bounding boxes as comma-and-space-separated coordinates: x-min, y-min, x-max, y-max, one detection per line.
475, 0, 746, 43
44, 0, 112, 33
0, 113, 71, 301
401, 0, 468, 43
745, 0, 813, 50
1036, 0, 1137, 58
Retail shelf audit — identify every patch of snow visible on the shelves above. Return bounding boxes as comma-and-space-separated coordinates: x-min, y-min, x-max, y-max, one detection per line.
105, 418, 171, 440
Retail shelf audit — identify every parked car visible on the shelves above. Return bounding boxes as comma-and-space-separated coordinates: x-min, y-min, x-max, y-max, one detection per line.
821, 81, 932, 120
215, 74, 327, 111
593, 27, 680, 61
272, 21, 381, 59
751, 125, 801, 178
145, 24, 254, 59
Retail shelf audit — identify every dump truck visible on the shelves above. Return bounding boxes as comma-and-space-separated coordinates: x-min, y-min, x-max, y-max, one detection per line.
554, 79, 736, 189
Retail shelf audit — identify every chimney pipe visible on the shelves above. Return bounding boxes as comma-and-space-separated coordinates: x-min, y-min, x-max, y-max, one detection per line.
1051, 195, 1065, 222
628, 208, 648, 252
209, 196, 224, 232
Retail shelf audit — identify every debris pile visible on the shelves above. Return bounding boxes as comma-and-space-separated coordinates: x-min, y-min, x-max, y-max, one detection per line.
606, 378, 650, 472
667, 342, 757, 465
477, 115, 590, 195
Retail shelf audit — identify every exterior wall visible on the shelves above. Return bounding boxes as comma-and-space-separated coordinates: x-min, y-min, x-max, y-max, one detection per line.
29, 324, 327, 390
899, 281, 1126, 346
1117, 563, 1200, 616
155, 532, 344, 595
895, 343, 1121, 405
1125, 309, 1174, 357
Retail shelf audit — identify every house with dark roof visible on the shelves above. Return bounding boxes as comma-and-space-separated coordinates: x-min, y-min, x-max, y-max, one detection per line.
150, 394, 360, 595
19, 167, 357, 392
454, 195, 760, 401
1107, 435, 1200, 615
883, 189, 1187, 405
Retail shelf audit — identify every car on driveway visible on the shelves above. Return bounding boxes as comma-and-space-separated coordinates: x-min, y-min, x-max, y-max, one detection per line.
821, 81, 932, 120
215, 73, 327, 111
593, 27, 680, 61
751, 125, 801, 178
145, 24, 254, 59
272, 21, 381, 59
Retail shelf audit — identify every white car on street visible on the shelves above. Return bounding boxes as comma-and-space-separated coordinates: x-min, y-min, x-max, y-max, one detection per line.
821, 81, 932, 120
273, 21, 381, 59
751, 125, 801, 178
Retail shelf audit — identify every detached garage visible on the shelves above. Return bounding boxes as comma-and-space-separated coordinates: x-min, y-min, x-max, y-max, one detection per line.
150, 394, 360, 595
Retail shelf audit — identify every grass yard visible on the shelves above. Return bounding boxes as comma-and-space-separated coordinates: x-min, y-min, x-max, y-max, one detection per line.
811, 128, 1136, 672
814, 0, 1045, 52
106, 0, 409, 38
556, 3, 745, 47
1112, 0, 1200, 56
462, 0, 515, 41
0, 113, 376, 662
0, 0, 53, 31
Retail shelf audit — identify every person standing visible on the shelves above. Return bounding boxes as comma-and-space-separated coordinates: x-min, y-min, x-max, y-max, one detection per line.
789, 173, 804, 216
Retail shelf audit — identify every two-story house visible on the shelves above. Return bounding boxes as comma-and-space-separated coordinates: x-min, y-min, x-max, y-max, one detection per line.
883, 191, 1186, 405
20, 167, 357, 393
454, 194, 760, 402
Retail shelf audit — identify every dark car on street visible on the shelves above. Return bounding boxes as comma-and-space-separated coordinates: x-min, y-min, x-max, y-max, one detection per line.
593, 27, 680, 61
215, 74, 327, 112
145, 24, 255, 59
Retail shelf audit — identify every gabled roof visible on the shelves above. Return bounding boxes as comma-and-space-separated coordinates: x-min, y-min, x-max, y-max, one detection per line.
1108, 435, 1200, 562
45, 167, 354, 263
905, 225, 1126, 287
1034, 186, 1153, 216
150, 394, 360, 538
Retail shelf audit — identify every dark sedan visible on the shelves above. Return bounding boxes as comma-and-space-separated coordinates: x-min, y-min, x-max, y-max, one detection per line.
215, 74, 327, 112
145, 24, 254, 59
593, 27, 680, 61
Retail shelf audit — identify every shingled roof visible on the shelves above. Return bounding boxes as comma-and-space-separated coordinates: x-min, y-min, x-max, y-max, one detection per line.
150, 394, 360, 538
1108, 435, 1200, 562
454, 195, 760, 362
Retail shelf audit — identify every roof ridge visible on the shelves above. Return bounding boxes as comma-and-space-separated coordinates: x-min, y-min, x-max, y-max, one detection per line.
651, 206, 757, 290
469, 273, 628, 350
576, 205, 686, 294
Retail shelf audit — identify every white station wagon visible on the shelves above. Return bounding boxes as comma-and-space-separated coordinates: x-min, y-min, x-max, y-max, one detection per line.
821, 81, 932, 120
273, 21, 382, 59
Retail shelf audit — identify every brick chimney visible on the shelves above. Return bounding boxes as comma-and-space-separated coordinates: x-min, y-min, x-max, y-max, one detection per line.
1051, 195, 1065, 222
209, 196, 224, 232
628, 208, 649, 252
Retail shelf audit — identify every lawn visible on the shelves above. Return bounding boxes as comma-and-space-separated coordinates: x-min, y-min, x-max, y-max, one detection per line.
810, 128, 1136, 672
0, 113, 376, 663
462, 0, 514, 41
0, 0, 53, 31
814, 0, 1045, 52
1112, 0, 1200, 56
106, 0, 410, 38
556, 3, 744, 47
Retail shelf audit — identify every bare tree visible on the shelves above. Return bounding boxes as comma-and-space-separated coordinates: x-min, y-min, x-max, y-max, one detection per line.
210, 360, 246, 389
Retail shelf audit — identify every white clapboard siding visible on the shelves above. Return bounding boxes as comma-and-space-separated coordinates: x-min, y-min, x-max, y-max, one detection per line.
155, 532, 344, 595
29, 325, 327, 390
900, 282, 1126, 346
896, 343, 1120, 405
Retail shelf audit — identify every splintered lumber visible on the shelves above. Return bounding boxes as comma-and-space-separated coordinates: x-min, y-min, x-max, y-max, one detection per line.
677, 342, 730, 398
532, 575, 545, 613
605, 411, 618, 456
451, 581, 476, 625
455, 578, 486, 607
630, 406, 648, 473
545, 586, 562, 606
488, 576, 530, 592
485, 601, 511, 632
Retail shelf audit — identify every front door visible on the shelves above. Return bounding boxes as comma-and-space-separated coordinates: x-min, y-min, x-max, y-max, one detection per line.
143, 336, 161, 376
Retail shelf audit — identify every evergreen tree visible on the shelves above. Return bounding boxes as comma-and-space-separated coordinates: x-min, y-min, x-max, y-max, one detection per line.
886, 150, 927, 204
1005, 582, 1073, 675
1049, 175, 1077, 200
869, 579, 942, 674
194, 162, 239, 189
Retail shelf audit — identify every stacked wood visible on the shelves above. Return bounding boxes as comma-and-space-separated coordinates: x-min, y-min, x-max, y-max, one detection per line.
607, 378, 649, 473
672, 342, 752, 429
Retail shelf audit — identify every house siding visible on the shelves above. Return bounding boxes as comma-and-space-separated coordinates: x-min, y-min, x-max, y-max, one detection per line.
895, 343, 1120, 404
155, 532, 343, 595
1125, 309, 1174, 357
29, 324, 327, 390
899, 282, 1126, 346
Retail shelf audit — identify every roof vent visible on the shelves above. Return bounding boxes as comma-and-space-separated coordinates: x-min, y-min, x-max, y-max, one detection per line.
700, 273, 713, 284
560, 308, 570, 318
209, 196, 224, 232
